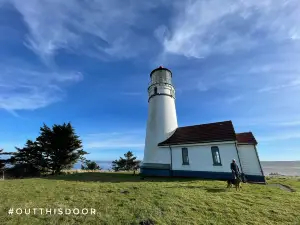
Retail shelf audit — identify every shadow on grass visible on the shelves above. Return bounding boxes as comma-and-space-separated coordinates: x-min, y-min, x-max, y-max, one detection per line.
206, 188, 228, 193
164, 185, 228, 192
43, 172, 212, 183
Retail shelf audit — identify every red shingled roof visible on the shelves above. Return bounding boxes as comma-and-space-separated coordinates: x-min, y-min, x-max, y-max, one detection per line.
158, 121, 237, 146
236, 132, 257, 145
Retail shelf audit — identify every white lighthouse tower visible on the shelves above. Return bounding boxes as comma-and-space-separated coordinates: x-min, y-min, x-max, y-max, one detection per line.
141, 66, 178, 175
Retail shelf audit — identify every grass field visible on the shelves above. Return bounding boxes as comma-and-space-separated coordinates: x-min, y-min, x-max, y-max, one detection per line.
0, 172, 299, 225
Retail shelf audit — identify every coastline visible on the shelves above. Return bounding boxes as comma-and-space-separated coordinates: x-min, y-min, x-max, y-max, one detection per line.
73, 161, 300, 176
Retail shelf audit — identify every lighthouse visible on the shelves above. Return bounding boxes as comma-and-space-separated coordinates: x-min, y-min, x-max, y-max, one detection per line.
141, 66, 178, 175
140, 66, 265, 183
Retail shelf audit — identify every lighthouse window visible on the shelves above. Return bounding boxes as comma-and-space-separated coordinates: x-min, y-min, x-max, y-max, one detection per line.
158, 74, 164, 83
154, 87, 157, 94
182, 148, 189, 165
211, 146, 222, 166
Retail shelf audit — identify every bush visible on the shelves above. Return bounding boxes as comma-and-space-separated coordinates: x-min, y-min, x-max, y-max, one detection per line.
5, 164, 41, 178
81, 160, 101, 170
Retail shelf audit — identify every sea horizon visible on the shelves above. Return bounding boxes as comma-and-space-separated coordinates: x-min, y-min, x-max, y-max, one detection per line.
75, 160, 300, 176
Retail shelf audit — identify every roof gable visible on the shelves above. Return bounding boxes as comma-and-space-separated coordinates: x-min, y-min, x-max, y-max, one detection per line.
236, 132, 257, 145
158, 121, 236, 146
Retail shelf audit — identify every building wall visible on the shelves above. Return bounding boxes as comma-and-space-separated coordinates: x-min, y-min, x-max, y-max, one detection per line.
141, 141, 266, 182
237, 144, 263, 176
170, 142, 241, 172
143, 94, 177, 164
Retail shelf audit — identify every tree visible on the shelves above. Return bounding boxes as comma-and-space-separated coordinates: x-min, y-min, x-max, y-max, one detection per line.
112, 151, 141, 174
112, 158, 125, 172
12, 140, 47, 172
36, 123, 87, 174
7, 122, 87, 176
1, 145, 42, 178
81, 160, 101, 170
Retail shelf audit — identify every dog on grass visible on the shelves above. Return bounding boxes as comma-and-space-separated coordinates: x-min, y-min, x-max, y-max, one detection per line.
227, 176, 242, 191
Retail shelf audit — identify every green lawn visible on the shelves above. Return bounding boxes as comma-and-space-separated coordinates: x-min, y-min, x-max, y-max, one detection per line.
0, 172, 299, 225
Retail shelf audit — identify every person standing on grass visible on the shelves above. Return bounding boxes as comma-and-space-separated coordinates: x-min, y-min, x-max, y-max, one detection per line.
230, 159, 240, 180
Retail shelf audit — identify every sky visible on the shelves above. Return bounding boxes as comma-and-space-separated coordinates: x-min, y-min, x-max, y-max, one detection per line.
0, 0, 299, 162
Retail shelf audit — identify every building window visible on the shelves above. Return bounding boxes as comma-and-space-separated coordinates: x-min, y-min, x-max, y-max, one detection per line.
211, 146, 222, 166
154, 87, 157, 94
182, 148, 189, 165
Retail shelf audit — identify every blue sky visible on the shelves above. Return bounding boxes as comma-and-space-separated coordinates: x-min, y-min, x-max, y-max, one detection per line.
0, 0, 299, 162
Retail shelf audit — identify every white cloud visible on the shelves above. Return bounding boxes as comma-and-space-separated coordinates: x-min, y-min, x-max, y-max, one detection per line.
2, 0, 300, 119
7, 0, 300, 64
83, 130, 145, 150
258, 132, 300, 142
275, 121, 300, 127
257, 78, 300, 93
161, 0, 300, 58
0, 62, 82, 112
154, 25, 169, 44
4, 0, 300, 62
5, 0, 162, 63
196, 80, 208, 92
233, 117, 300, 128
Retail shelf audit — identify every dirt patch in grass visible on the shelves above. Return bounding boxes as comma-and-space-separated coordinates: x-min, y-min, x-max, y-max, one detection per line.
268, 183, 296, 192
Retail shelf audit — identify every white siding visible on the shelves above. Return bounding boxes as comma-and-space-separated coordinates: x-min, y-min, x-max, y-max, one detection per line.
143, 94, 177, 164
143, 69, 177, 165
145, 147, 171, 164
238, 145, 263, 175
171, 143, 240, 172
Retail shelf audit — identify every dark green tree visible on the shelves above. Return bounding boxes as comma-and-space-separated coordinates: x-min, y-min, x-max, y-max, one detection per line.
12, 140, 46, 171
36, 123, 87, 174
81, 160, 101, 170
7, 122, 87, 177
112, 158, 125, 172
112, 151, 141, 174
4, 141, 44, 178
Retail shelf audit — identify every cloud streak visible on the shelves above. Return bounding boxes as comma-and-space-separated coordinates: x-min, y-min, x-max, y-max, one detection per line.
160, 0, 300, 58
0, 62, 82, 112
258, 132, 300, 142
1, 0, 300, 151
233, 117, 300, 128
7, 0, 300, 67
83, 130, 144, 150
6, 0, 163, 64
257, 78, 300, 93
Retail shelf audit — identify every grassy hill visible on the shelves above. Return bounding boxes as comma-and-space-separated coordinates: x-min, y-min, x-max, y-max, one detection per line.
0, 172, 299, 225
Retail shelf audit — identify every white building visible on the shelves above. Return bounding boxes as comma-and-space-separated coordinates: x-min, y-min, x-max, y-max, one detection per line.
141, 66, 265, 183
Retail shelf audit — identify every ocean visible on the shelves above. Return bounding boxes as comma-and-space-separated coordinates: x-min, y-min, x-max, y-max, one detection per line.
74, 161, 113, 171
74, 161, 300, 176
260, 161, 300, 176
